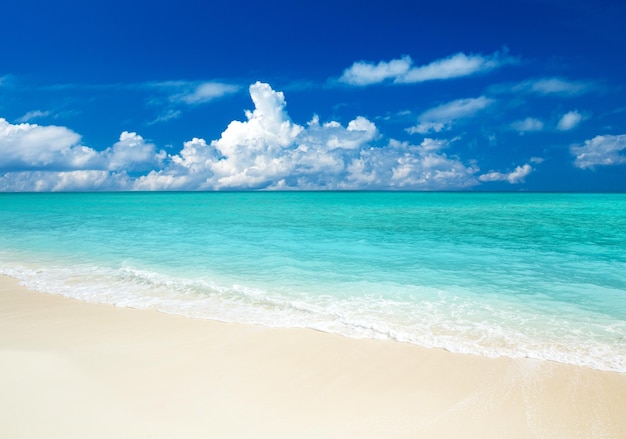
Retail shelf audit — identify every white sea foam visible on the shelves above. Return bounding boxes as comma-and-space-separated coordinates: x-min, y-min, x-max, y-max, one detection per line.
2, 258, 625, 373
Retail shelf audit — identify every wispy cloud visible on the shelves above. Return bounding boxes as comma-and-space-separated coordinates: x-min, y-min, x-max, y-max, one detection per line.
492, 77, 595, 97
407, 96, 494, 134
141, 80, 241, 125
0, 74, 20, 89
339, 50, 517, 86
419, 97, 494, 122
147, 80, 240, 103
169, 82, 240, 105
33, 78, 241, 107
16, 110, 51, 123
148, 109, 182, 125
396, 51, 516, 84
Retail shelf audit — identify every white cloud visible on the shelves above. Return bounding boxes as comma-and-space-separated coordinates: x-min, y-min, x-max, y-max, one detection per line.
0, 117, 89, 169
510, 117, 544, 133
419, 138, 450, 152
420, 97, 494, 122
479, 164, 533, 184
145, 80, 240, 125
339, 50, 515, 86
359, 139, 480, 190
148, 109, 182, 125
571, 134, 626, 169
301, 115, 378, 151
16, 110, 51, 123
105, 131, 165, 172
0, 118, 165, 174
207, 82, 305, 189
509, 77, 593, 96
407, 96, 494, 134
397, 51, 514, 83
173, 82, 240, 105
338, 56, 412, 86
406, 122, 447, 135
557, 110, 583, 131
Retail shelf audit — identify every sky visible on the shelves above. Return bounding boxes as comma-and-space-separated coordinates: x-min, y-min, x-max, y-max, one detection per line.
1, 0, 625, 191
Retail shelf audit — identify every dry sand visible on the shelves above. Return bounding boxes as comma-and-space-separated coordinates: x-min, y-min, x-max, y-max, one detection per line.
1, 274, 625, 438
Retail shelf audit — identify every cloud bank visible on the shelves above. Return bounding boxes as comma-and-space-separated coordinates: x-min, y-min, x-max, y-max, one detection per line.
0, 118, 164, 190
1, 82, 539, 191
339, 50, 515, 86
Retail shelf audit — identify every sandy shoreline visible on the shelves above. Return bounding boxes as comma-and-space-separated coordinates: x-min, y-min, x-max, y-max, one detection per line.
1, 274, 625, 438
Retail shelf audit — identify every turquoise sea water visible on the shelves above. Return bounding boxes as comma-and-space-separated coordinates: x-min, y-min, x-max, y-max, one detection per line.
1, 192, 625, 371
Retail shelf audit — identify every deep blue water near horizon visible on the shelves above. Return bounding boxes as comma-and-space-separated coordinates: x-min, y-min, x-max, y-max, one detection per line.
1, 192, 625, 372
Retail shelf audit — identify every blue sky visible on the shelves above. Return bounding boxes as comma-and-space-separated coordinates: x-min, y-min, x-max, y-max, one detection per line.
1, 0, 625, 191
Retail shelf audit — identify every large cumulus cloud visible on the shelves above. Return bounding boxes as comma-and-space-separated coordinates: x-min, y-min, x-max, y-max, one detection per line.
136, 82, 480, 190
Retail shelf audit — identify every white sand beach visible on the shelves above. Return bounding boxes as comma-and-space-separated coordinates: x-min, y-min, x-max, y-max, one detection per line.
1, 274, 625, 438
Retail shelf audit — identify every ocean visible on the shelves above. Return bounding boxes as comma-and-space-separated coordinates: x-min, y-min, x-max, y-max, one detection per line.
1, 192, 624, 372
